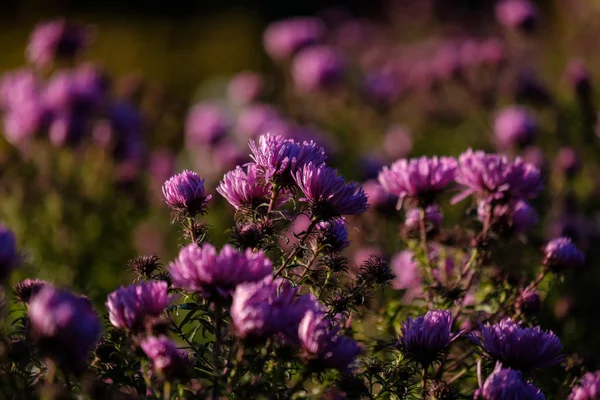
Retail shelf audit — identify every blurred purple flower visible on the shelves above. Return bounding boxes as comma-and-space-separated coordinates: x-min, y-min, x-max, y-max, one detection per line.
291, 46, 345, 92
494, 106, 537, 149
0, 224, 18, 283
405, 205, 443, 232
263, 17, 325, 61
478, 366, 546, 400
294, 163, 369, 220
390, 250, 422, 301
363, 70, 400, 106
471, 318, 564, 371
185, 103, 230, 146
432, 44, 462, 80
477, 199, 537, 234
29, 286, 101, 368
383, 126, 413, 160
168, 243, 272, 299
227, 71, 264, 105
522, 146, 546, 171
14, 279, 47, 303
140, 335, 189, 378
48, 113, 87, 147
568, 371, 600, 400
398, 310, 458, 366
249, 133, 327, 186
555, 147, 581, 178
217, 163, 279, 210
0, 69, 40, 110
516, 287, 542, 315
566, 60, 591, 96
211, 138, 248, 172
495, 0, 537, 31
162, 170, 212, 218
314, 219, 350, 252
26, 20, 91, 68
235, 104, 282, 139
106, 281, 171, 331
454, 149, 542, 204
362, 179, 396, 211
478, 38, 507, 68
298, 310, 361, 371
378, 156, 457, 208
543, 237, 585, 272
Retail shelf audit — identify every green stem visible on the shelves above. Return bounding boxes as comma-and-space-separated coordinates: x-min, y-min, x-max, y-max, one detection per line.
213, 305, 223, 400
274, 219, 319, 277
421, 366, 428, 400
187, 217, 198, 244
163, 381, 171, 400
266, 185, 280, 215
419, 208, 434, 284
41, 359, 56, 400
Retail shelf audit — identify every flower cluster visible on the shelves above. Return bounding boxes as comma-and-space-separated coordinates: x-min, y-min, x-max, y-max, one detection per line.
106, 281, 171, 332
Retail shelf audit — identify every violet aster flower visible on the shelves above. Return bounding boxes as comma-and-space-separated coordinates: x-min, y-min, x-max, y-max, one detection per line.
168, 244, 272, 299
106, 281, 171, 332
543, 237, 585, 272
478, 366, 546, 400
516, 287, 542, 316
0, 224, 18, 284
453, 149, 542, 204
162, 170, 212, 218
14, 278, 47, 303
294, 163, 369, 220
263, 17, 325, 61
235, 104, 283, 139
231, 276, 321, 341
314, 219, 350, 252
494, 106, 537, 149
568, 371, 600, 400
471, 318, 564, 371
495, 0, 537, 32
298, 310, 361, 371
291, 46, 345, 92
217, 163, 281, 210
398, 310, 458, 367
29, 286, 101, 368
405, 205, 443, 232
227, 71, 264, 105
378, 156, 457, 208
26, 20, 90, 68
140, 335, 189, 378
249, 133, 327, 186
185, 103, 230, 146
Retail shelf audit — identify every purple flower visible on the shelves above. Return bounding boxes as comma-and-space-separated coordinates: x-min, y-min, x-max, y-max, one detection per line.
291, 46, 345, 92
217, 163, 280, 210
29, 286, 101, 368
378, 156, 457, 208
543, 237, 585, 272
398, 310, 458, 366
234, 104, 283, 139
495, 0, 537, 31
565, 60, 591, 96
263, 17, 325, 61
294, 163, 369, 220
14, 279, 47, 303
162, 170, 212, 218
516, 287, 542, 316
314, 219, 350, 252
477, 200, 538, 234
362, 179, 396, 211
391, 250, 422, 301
405, 205, 443, 232
453, 149, 542, 204
140, 335, 189, 378
227, 71, 264, 105
231, 276, 321, 341
0, 224, 18, 283
168, 244, 272, 299
0, 68, 40, 110
363, 69, 400, 106
249, 134, 327, 186
478, 366, 546, 400
185, 103, 230, 146
298, 310, 361, 371
106, 281, 171, 332
383, 126, 412, 160
568, 371, 600, 400
471, 318, 564, 371
494, 106, 537, 149
26, 20, 90, 68
555, 147, 581, 178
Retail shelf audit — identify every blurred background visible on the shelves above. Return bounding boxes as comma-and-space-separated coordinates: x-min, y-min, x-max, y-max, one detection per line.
2, 0, 600, 384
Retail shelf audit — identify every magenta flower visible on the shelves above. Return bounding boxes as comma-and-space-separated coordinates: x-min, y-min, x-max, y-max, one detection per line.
263, 17, 325, 61
543, 237, 585, 272
227, 71, 264, 105
568, 371, 600, 400
185, 103, 230, 146
140, 335, 189, 378
405, 205, 443, 232
235, 104, 283, 139
298, 310, 361, 371
168, 244, 272, 299
494, 106, 537, 149
106, 281, 171, 332
217, 163, 284, 210
29, 286, 101, 368
249, 134, 327, 186
383, 126, 413, 160
471, 318, 564, 371
294, 163, 369, 220
477, 199, 538, 234
291, 46, 345, 92
496, 0, 537, 31
453, 149, 542, 204
391, 250, 422, 302
398, 310, 459, 367
231, 276, 321, 341
14, 279, 47, 303
26, 20, 90, 68
478, 366, 545, 400
378, 156, 457, 208
162, 170, 212, 218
